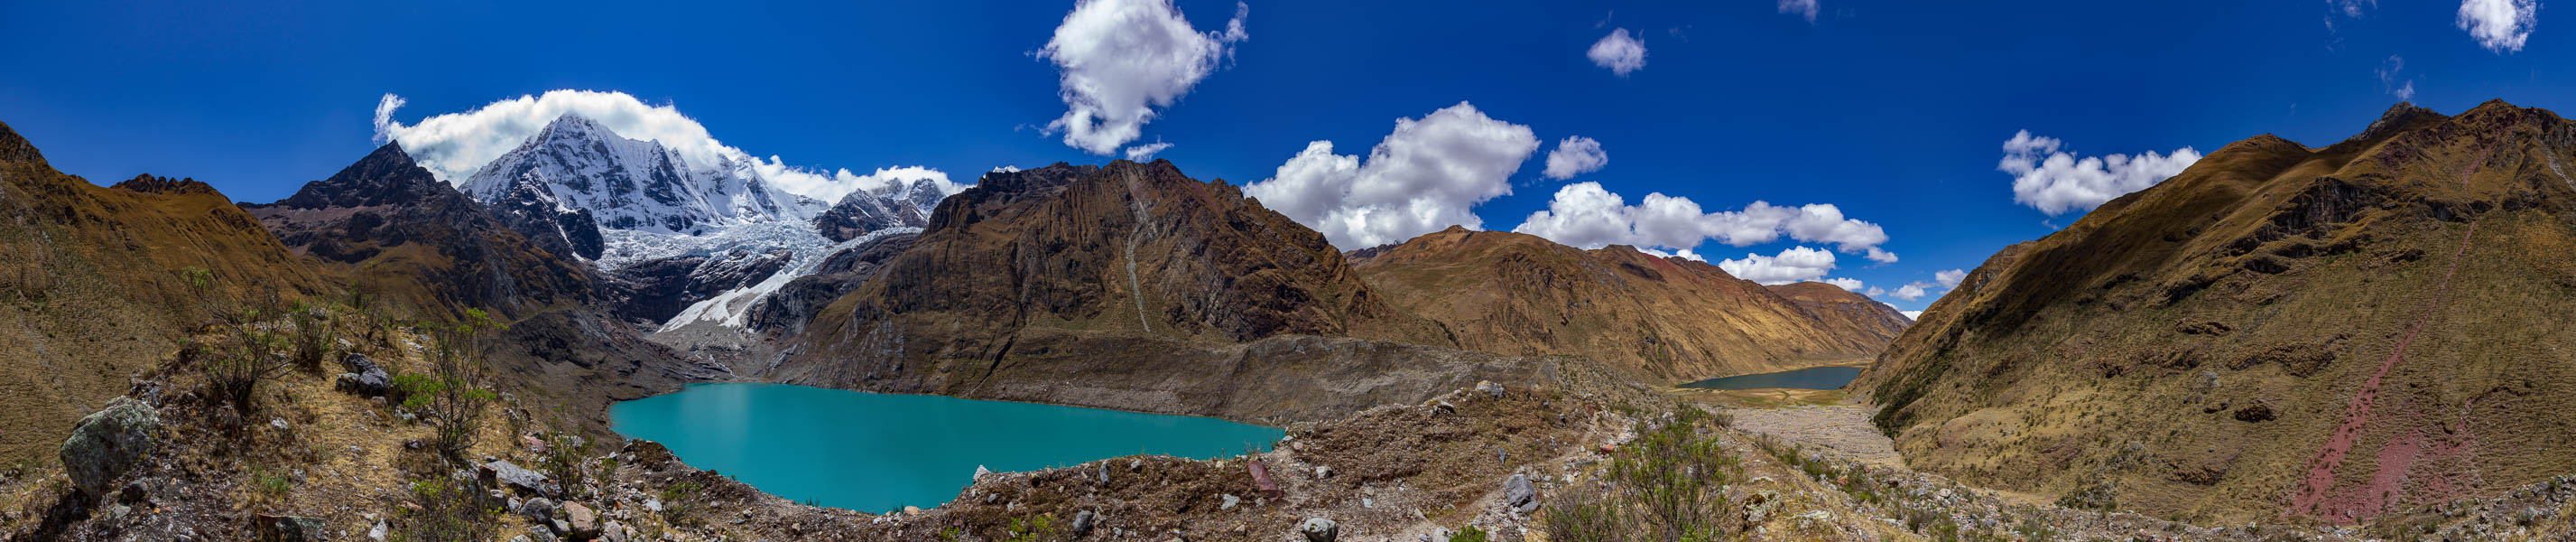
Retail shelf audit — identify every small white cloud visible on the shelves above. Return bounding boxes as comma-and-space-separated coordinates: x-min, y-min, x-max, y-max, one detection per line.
2377, 55, 2419, 101
371, 89, 950, 204
1039, 0, 1249, 154
1999, 130, 2202, 216
1821, 277, 1865, 292
1542, 136, 1608, 180
1778, 0, 1820, 22
1901, 310, 1924, 320
1243, 102, 1541, 248
1886, 281, 1932, 301
1125, 141, 1173, 161
1588, 28, 1647, 77
1512, 182, 1898, 262
1934, 268, 1968, 288
1718, 247, 1838, 285
2457, 0, 2539, 52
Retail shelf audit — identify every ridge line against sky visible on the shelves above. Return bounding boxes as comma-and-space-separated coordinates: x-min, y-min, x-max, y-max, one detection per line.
0, 0, 2562, 312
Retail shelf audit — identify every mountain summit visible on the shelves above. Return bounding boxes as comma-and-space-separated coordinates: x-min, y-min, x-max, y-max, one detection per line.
461, 114, 818, 236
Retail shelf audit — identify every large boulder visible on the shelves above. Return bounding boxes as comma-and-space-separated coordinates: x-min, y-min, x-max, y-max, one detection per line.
1503, 473, 1538, 513
59, 397, 158, 497
336, 353, 392, 397
562, 501, 599, 540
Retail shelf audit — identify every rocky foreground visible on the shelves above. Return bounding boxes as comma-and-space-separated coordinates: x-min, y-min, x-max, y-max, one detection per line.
4, 326, 2572, 541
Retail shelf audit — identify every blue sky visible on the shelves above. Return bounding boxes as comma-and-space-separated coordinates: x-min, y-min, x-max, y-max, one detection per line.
1, 0, 2565, 311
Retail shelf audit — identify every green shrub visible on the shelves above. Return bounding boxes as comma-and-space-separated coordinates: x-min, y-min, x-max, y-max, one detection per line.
1541, 408, 1740, 542
1448, 526, 1491, 542
396, 477, 497, 542
412, 309, 505, 465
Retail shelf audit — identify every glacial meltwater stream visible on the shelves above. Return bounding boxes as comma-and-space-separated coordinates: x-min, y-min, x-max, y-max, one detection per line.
609, 383, 1284, 513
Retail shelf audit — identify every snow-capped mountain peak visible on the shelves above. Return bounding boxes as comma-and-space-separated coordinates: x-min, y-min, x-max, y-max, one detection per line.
462, 113, 819, 235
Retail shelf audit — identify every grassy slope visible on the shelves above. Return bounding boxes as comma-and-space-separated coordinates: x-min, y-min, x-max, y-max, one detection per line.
0, 121, 338, 464
1853, 101, 2576, 524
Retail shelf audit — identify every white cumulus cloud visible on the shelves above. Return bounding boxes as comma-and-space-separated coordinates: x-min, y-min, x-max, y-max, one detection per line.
1040, 0, 1249, 155
1511, 182, 1898, 262
2457, 0, 2539, 52
1821, 277, 1865, 293
1543, 136, 1608, 180
1886, 281, 1932, 301
1934, 268, 1968, 288
1718, 247, 1839, 285
1244, 102, 1541, 249
370, 90, 951, 203
1902, 310, 1923, 320
1779, 0, 1820, 22
1999, 130, 2201, 216
1588, 28, 1647, 76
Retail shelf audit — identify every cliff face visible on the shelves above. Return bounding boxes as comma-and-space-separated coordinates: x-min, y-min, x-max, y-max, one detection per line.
0, 122, 338, 463
1855, 101, 2576, 523
1349, 227, 1907, 383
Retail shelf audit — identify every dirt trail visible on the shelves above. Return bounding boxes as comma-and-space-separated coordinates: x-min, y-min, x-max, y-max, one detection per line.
2291, 149, 2490, 521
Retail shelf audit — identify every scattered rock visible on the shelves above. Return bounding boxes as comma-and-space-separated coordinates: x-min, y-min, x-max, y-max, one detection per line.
59, 397, 158, 497
1221, 494, 1241, 510
1073, 509, 1098, 537
117, 479, 151, 505
1299, 517, 1338, 542
562, 501, 599, 539
1503, 473, 1539, 513
600, 520, 631, 542
270, 418, 290, 431
1476, 380, 1506, 398
252, 514, 327, 542
482, 460, 553, 497
1097, 462, 1111, 485
519, 497, 560, 523
976, 464, 992, 480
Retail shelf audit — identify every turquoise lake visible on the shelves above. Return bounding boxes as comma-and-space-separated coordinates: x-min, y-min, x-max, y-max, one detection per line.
609, 383, 1284, 513
1679, 366, 1866, 390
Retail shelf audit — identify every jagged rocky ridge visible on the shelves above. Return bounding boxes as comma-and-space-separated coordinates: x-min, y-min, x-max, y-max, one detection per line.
1855, 101, 2576, 524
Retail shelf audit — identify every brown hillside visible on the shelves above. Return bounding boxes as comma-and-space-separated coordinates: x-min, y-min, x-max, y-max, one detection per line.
1349, 227, 1906, 383
0, 121, 338, 463
242, 144, 709, 425
1855, 101, 2576, 524
770, 161, 1538, 424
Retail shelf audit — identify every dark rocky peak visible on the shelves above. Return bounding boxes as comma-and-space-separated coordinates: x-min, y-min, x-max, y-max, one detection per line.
973, 163, 1098, 199
109, 174, 221, 196
0, 120, 43, 165
901, 177, 948, 213
814, 189, 926, 242
2341, 102, 2450, 146
271, 143, 462, 210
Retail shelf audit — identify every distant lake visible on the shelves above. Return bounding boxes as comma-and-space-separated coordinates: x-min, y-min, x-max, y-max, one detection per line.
610, 383, 1284, 513
1680, 366, 1865, 390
